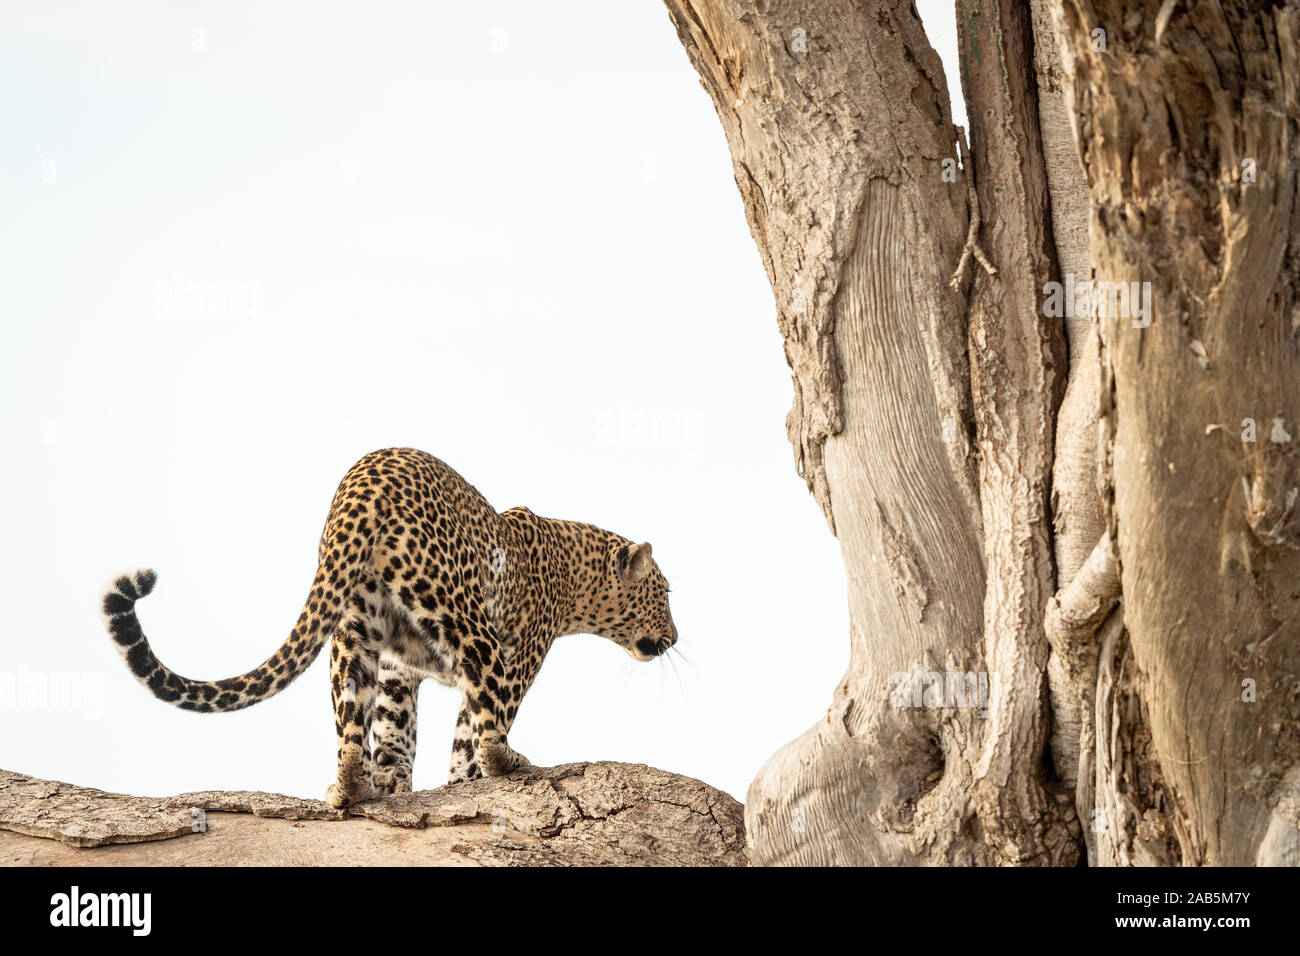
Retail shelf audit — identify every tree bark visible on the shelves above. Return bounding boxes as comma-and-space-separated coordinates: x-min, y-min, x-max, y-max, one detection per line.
666, 0, 1299, 866
1056, 0, 1300, 866
953, 0, 1075, 863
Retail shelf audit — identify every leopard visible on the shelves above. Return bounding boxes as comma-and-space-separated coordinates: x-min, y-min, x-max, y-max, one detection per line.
100, 447, 677, 807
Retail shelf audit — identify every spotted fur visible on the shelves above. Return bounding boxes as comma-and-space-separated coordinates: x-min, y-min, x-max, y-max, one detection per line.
101, 448, 677, 807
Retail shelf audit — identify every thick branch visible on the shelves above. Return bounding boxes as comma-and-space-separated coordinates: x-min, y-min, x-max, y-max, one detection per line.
1044, 532, 1121, 788
1047, 531, 1120, 639
0, 764, 747, 867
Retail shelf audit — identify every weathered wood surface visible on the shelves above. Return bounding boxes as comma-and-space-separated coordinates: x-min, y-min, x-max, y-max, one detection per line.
0, 762, 747, 867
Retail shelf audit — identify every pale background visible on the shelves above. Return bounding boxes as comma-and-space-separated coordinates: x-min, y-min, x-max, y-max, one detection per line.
0, 1, 963, 802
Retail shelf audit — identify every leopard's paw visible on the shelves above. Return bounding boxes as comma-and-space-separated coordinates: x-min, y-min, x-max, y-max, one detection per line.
325, 775, 375, 808
371, 748, 413, 796
372, 770, 413, 797
479, 731, 530, 777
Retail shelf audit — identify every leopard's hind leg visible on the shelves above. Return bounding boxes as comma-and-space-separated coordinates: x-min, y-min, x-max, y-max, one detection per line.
372, 656, 420, 795
325, 585, 388, 808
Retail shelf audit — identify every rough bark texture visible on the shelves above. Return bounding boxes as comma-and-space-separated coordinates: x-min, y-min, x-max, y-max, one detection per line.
665, 0, 978, 534
1057, 0, 1300, 865
0, 764, 747, 867
667, 0, 986, 867
665, 0, 1077, 865
954, 0, 1077, 863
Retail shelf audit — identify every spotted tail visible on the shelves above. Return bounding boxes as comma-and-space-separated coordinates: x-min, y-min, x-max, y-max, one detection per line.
101, 551, 364, 713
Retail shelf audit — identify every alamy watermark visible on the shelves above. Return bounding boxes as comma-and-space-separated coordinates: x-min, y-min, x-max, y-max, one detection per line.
889, 669, 999, 718
50, 886, 151, 936
153, 277, 262, 325
1042, 273, 1152, 328
0, 666, 104, 718
595, 405, 704, 451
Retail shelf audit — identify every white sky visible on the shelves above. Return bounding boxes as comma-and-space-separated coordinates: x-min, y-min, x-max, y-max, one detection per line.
0, 1, 962, 804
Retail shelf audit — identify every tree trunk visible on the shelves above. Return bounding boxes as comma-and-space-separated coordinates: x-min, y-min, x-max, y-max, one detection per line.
1056, 0, 1300, 866
664, 0, 1074, 865
665, 0, 1300, 866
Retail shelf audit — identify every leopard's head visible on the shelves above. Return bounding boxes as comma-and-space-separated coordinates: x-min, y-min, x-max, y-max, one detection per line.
601, 540, 677, 661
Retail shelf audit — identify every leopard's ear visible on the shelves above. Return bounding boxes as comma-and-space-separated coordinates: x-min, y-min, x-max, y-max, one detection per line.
615, 542, 654, 586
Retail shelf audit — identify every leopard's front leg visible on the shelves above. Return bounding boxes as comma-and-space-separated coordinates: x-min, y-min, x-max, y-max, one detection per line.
448, 703, 482, 783
478, 724, 530, 777
468, 690, 531, 778
457, 639, 536, 779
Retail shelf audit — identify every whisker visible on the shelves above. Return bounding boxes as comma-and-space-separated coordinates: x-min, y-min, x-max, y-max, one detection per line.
668, 644, 699, 677
663, 645, 686, 701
